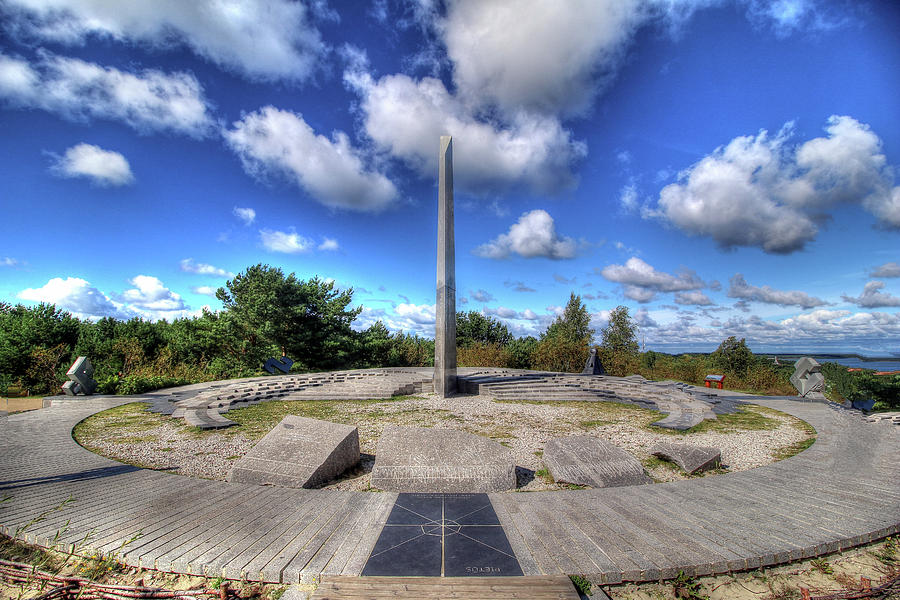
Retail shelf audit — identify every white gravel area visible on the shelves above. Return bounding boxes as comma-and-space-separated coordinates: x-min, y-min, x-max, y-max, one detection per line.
77, 392, 813, 492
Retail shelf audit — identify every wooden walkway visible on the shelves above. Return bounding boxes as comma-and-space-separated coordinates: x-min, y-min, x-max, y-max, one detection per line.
311, 575, 579, 599
1, 388, 898, 585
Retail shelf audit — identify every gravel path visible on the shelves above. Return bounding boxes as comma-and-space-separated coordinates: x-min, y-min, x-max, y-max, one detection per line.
77, 392, 813, 492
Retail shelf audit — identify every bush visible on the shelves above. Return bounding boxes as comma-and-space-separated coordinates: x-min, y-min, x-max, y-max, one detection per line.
25, 344, 69, 395
711, 336, 753, 378
532, 336, 588, 372
672, 354, 706, 385
457, 343, 513, 368
97, 375, 120, 395
507, 336, 538, 370
117, 375, 193, 395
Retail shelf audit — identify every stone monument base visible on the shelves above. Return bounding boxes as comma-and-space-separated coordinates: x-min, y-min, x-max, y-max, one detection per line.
371, 425, 517, 493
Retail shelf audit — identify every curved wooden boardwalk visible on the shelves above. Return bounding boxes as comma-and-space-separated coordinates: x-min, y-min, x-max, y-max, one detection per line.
1, 387, 898, 585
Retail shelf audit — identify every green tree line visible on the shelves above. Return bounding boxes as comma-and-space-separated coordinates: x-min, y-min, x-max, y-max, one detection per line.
1, 263, 896, 409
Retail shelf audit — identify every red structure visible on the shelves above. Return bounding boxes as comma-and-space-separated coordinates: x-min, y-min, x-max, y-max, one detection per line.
704, 374, 725, 389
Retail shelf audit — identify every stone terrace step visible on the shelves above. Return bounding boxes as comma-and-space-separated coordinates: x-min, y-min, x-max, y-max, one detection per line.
311, 575, 581, 599
157, 370, 434, 429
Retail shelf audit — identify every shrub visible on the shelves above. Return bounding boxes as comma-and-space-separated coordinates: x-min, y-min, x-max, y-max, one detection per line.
711, 336, 753, 378
25, 344, 69, 395
457, 343, 513, 368
672, 355, 705, 385
506, 336, 538, 370
97, 376, 120, 395
532, 336, 588, 372
117, 375, 193, 395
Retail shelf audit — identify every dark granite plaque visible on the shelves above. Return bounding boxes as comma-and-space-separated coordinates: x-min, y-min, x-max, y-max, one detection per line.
362, 493, 522, 577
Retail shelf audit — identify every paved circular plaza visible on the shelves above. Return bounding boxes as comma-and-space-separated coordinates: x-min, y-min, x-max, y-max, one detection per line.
1, 369, 898, 585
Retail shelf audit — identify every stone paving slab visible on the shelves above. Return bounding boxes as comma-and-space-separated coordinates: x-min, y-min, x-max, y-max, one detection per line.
1, 372, 898, 585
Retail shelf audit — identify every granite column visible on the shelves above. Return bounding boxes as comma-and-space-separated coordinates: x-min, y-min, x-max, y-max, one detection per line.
434, 136, 457, 397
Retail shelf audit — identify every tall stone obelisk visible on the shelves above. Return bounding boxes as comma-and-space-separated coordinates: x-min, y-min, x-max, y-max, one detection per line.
434, 136, 457, 397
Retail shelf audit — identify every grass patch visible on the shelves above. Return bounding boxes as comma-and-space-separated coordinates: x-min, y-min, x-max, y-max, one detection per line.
73, 402, 162, 438
642, 455, 681, 472
535, 467, 553, 483
650, 404, 785, 436
772, 436, 816, 460
579, 419, 614, 428
223, 397, 406, 440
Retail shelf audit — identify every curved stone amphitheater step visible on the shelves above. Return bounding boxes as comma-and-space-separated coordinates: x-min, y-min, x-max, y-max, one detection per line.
160, 369, 434, 429
457, 372, 736, 431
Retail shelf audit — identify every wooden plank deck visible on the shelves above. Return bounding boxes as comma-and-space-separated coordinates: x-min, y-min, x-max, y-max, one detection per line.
310, 575, 580, 599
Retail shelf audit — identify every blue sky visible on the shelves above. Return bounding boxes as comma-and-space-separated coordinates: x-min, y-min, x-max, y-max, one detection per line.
1, 0, 899, 356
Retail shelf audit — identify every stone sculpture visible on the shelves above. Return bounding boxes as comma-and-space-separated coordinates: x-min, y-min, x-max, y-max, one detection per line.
582, 348, 606, 375
61, 356, 98, 396
228, 415, 359, 488
263, 355, 294, 374
790, 357, 826, 398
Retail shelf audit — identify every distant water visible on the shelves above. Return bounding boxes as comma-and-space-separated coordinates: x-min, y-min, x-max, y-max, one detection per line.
777, 356, 900, 371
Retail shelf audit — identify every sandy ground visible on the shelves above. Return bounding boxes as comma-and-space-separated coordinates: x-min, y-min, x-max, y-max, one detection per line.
604, 538, 899, 599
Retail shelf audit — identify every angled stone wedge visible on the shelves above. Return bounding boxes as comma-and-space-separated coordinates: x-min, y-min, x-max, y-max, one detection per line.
228, 415, 359, 488
544, 435, 652, 488
371, 425, 517, 492
650, 442, 721, 474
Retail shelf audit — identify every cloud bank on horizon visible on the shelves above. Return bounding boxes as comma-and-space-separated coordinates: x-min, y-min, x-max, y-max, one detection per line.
1, 0, 898, 355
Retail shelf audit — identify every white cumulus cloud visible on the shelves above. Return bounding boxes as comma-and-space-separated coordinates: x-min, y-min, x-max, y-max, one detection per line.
0, 0, 327, 83
233, 207, 256, 225
50, 143, 133, 186
260, 228, 314, 254
0, 51, 215, 137
2, 257, 19, 267
179, 258, 233, 278
119, 275, 187, 313
650, 116, 900, 253
395, 303, 436, 325
600, 257, 706, 303
440, 0, 646, 117
728, 274, 829, 309
19, 277, 126, 320
475, 210, 576, 260
344, 68, 586, 195
191, 286, 218, 296
225, 106, 397, 211
841, 281, 900, 309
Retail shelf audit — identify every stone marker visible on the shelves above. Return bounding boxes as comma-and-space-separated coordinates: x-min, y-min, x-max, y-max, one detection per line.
228, 415, 359, 488
582, 348, 606, 375
544, 435, 651, 488
263, 355, 294, 374
62, 356, 98, 396
371, 425, 516, 493
434, 135, 457, 397
790, 357, 825, 398
650, 442, 721, 474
